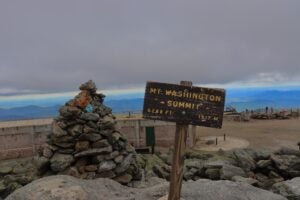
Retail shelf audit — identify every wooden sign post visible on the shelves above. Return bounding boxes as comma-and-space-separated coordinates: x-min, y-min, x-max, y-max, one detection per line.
168, 81, 191, 200
143, 81, 225, 200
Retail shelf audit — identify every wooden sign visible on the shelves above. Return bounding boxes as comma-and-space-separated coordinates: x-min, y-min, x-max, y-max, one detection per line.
143, 81, 226, 128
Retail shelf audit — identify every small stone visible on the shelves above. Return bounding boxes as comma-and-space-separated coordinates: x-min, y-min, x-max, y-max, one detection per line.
78, 133, 102, 142
12, 164, 27, 174
42, 147, 53, 158
59, 106, 81, 118
96, 170, 116, 178
50, 153, 74, 172
92, 155, 105, 164
87, 121, 98, 129
0, 166, 12, 175
81, 113, 100, 122
92, 139, 110, 148
109, 132, 121, 143
257, 160, 272, 168
74, 146, 113, 158
114, 155, 124, 164
0, 180, 6, 193
126, 144, 135, 153
33, 156, 49, 172
68, 124, 83, 137
269, 171, 283, 179
75, 158, 89, 168
153, 165, 170, 180
205, 168, 220, 180
75, 141, 90, 152
79, 80, 97, 93
57, 149, 74, 154
114, 174, 132, 185
232, 176, 258, 186
105, 151, 119, 160
83, 126, 97, 134
52, 122, 68, 137
53, 135, 74, 143
62, 167, 80, 177
115, 154, 133, 174
54, 142, 75, 149
100, 129, 113, 137
85, 165, 98, 172
184, 168, 198, 180
98, 161, 116, 173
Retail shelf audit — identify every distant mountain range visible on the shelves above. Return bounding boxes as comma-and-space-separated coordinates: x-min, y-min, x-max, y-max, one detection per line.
0, 99, 144, 121
0, 89, 300, 121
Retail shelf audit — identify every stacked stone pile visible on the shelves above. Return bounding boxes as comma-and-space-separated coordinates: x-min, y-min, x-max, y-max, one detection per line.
36, 80, 141, 184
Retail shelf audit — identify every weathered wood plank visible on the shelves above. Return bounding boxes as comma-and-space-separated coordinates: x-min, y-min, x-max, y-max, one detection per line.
168, 81, 191, 200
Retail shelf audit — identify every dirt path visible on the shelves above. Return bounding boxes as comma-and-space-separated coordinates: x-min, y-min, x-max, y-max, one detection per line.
195, 118, 300, 151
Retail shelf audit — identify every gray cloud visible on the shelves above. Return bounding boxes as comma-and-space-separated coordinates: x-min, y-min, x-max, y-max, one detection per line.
0, 0, 300, 93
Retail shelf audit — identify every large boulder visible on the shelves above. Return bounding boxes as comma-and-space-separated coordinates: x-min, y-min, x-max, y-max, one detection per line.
180, 179, 287, 200
220, 164, 246, 180
272, 177, 300, 200
232, 149, 256, 172
6, 175, 288, 200
271, 154, 300, 178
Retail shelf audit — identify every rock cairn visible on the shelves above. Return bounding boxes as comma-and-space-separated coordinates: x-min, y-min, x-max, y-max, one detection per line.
36, 80, 141, 184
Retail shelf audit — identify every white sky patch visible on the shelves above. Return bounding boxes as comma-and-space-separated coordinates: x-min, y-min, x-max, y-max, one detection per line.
0, 88, 38, 95
0, 87, 145, 101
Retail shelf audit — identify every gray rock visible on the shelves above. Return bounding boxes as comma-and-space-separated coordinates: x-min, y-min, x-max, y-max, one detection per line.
92, 155, 105, 164
233, 149, 256, 172
257, 160, 272, 168
33, 156, 50, 172
52, 122, 68, 137
272, 177, 300, 200
275, 148, 300, 156
99, 129, 113, 137
220, 164, 246, 180
205, 168, 220, 180
79, 80, 97, 92
42, 147, 53, 158
105, 151, 119, 160
271, 154, 300, 178
114, 174, 133, 185
0, 166, 12, 175
153, 165, 170, 180
184, 167, 198, 180
0, 180, 6, 193
181, 179, 287, 200
114, 155, 124, 164
232, 176, 258, 186
59, 106, 81, 118
78, 133, 102, 142
6, 175, 287, 200
115, 154, 133, 174
185, 159, 203, 169
50, 153, 74, 172
80, 113, 100, 122
91, 139, 110, 148
98, 161, 116, 173
68, 124, 83, 137
74, 146, 112, 158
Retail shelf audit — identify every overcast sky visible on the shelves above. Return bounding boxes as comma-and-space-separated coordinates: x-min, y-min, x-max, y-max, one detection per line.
0, 0, 300, 95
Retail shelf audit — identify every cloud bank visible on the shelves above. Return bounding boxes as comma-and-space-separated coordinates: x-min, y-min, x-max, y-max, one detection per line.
0, 0, 299, 94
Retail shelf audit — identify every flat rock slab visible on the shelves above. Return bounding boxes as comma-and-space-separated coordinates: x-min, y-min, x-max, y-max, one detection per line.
6, 175, 287, 200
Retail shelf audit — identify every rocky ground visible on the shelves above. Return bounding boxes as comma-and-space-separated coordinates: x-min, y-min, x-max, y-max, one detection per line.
2, 147, 300, 199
